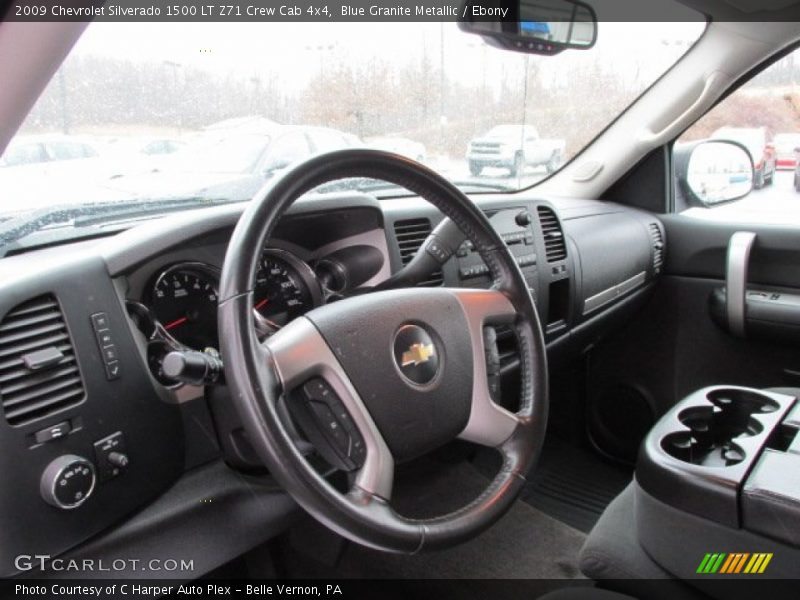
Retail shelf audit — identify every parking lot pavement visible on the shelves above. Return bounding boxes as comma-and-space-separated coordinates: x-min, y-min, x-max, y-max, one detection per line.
748, 169, 797, 202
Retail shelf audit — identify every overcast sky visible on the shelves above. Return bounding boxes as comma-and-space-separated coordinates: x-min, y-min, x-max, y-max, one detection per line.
70, 21, 706, 92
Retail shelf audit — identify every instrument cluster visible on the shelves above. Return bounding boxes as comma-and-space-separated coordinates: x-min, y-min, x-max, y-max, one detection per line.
132, 248, 323, 387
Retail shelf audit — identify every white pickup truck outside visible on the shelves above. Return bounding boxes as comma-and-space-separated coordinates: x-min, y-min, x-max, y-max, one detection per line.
466, 125, 565, 177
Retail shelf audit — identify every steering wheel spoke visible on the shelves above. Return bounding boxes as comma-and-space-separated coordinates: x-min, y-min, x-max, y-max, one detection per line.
449, 289, 521, 447
264, 317, 395, 500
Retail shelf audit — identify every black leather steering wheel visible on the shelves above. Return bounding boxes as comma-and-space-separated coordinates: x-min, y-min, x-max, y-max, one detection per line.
218, 149, 548, 553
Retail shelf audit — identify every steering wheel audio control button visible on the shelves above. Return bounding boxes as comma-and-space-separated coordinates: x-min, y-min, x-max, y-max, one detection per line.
40, 455, 96, 509
292, 378, 367, 471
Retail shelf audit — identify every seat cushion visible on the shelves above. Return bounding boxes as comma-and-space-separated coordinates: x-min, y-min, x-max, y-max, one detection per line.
579, 482, 708, 600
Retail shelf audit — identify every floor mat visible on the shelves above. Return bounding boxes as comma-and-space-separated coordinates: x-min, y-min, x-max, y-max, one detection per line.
283, 458, 587, 589
519, 436, 633, 533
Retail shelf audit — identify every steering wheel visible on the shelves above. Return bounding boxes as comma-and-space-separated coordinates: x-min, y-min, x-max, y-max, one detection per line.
218, 149, 548, 553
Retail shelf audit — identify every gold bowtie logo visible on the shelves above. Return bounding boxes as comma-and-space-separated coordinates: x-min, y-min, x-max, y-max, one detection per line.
401, 343, 435, 367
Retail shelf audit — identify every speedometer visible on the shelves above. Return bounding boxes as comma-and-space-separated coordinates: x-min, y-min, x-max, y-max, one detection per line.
150, 263, 219, 350
253, 249, 321, 331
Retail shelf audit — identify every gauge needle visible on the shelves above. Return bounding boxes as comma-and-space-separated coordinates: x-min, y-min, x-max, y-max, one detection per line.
254, 298, 269, 311
164, 316, 188, 330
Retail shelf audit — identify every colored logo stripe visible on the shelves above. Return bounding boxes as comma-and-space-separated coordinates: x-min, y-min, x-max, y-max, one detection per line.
697, 553, 726, 573
697, 553, 773, 574
744, 553, 773, 574
720, 553, 749, 573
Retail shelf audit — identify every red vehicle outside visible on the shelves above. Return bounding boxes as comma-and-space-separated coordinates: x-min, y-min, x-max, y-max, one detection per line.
774, 133, 800, 170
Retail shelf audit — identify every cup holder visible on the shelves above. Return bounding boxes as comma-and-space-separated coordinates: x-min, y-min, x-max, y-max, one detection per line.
660, 388, 779, 467
680, 404, 764, 441
707, 389, 779, 414
662, 431, 747, 467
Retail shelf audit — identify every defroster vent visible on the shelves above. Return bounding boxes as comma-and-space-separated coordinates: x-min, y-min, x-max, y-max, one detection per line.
0, 295, 85, 425
393, 219, 443, 286
537, 206, 567, 262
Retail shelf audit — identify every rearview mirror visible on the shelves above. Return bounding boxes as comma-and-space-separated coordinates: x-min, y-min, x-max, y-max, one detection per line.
674, 140, 754, 207
459, 0, 597, 56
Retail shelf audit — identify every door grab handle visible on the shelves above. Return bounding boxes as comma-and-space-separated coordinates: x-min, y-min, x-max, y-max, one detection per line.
726, 231, 757, 338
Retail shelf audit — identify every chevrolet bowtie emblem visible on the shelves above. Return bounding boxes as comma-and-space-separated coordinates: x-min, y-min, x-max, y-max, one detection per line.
401, 343, 435, 367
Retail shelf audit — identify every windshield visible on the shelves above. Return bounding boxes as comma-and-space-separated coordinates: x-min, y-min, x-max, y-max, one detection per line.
160, 135, 270, 174
484, 125, 533, 138
0, 20, 704, 221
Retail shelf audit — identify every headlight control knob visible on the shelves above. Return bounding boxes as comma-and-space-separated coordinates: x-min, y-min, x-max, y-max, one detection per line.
40, 455, 96, 510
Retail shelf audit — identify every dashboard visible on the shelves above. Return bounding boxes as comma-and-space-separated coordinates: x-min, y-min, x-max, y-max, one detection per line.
0, 190, 664, 577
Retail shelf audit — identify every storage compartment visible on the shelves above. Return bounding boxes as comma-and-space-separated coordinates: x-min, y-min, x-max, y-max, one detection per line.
637, 386, 796, 526
565, 212, 651, 316
547, 278, 570, 327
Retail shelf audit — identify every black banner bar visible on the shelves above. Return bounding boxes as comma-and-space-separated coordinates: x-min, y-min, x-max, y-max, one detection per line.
4, 578, 800, 600
4, 0, 709, 23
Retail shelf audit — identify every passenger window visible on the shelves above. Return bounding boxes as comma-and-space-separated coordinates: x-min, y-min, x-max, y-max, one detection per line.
675, 47, 800, 225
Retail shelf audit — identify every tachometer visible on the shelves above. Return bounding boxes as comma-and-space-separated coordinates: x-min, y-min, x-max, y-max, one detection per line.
150, 263, 219, 350
253, 249, 321, 332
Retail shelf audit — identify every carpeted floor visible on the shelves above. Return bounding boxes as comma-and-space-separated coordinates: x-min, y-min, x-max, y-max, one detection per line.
473, 435, 633, 533
519, 436, 633, 533
284, 457, 587, 588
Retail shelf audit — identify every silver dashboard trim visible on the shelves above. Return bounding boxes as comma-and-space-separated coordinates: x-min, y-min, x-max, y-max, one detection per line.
583, 270, 647, 315
451, 289, 520, 447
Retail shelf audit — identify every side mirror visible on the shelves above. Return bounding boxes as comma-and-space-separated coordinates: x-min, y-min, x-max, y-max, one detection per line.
459, 0, 597, 56
675, 140, 754, 207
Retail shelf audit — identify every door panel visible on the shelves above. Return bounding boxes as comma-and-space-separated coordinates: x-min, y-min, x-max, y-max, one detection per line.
660, 215, 800, 287
585, 215, 800, 462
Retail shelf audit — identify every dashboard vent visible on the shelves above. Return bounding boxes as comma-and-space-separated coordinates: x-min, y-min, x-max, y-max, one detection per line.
0, 295, 84, 425
537, 206, 567, 262
648, 223, 664, 271
393, 219, 443, 286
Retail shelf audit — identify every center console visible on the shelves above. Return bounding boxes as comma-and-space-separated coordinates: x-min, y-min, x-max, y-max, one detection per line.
635, 385, 800, 579
453, 205, 572, 336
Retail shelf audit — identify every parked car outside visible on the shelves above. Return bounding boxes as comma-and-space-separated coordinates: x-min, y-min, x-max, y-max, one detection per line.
711, 126, 776, 188
772, 132, 800, 170
367, 136, 427, 162
0, 135, 112, 211
0, 134, 99, 167
105, 125, 356, 201
793, 148, 800, 192
466, 124, 565, 177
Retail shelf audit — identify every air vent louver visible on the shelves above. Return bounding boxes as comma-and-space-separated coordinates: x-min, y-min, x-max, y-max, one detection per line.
393, 219, 443, 286
537, 206, 567, 262
0, 295, 84, 425
648, 223, 664, 271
